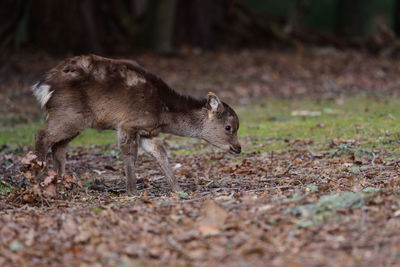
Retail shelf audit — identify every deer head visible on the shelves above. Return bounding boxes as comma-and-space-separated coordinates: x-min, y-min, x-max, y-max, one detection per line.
200, 92, 241, 154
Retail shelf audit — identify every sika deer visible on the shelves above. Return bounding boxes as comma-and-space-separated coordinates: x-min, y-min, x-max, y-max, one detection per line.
32, 54, 241, 195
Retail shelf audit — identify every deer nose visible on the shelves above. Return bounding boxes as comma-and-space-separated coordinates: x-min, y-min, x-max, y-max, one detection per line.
230, 145, 241, 154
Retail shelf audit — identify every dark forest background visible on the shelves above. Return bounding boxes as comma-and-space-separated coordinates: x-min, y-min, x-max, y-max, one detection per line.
2, 0, 400, 56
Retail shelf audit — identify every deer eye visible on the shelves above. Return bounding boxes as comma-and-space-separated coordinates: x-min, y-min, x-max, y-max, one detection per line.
225, 125, 231, 131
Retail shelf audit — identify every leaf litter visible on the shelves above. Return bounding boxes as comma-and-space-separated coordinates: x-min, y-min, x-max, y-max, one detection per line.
1, 142, 400, 266
1, 49, 400, 266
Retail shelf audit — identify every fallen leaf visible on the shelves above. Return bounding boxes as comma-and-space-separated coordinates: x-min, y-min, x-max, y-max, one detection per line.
20, 151, 37, 165
25, 228, 35, 246
44, 184, 57, 198
74, 231, 91, 244
197, 200, 228, 236
44, 171, 57, 186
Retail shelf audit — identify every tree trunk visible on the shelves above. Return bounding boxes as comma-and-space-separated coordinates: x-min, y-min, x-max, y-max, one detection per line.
80, 0, 103, 54
336, 0, 364, 37
394, 0, 400, 37
152, 0, 176, 53
175, 0, 215, 49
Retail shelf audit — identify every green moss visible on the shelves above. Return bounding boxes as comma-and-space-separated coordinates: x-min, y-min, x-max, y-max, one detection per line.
285, 191, 374, 227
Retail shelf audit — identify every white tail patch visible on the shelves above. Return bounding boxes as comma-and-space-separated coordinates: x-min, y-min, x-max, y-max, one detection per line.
32, 83, 54, 108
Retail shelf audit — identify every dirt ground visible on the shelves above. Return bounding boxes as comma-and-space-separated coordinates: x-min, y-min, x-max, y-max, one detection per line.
1, 49, 400, 266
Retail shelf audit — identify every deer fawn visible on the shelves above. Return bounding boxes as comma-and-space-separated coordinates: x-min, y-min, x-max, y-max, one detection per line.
32, 54, 241, 195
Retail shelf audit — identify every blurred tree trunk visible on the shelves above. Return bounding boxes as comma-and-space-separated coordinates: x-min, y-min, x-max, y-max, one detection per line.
152, 0, 176, 53
285, 0, 314, 34
131, 0, 148, 18
80, 0, 103, 54
175, 0, 215, 49
29, 0, 107, 54
336, 0, 363, 37
394, 0, 400, 37
0, 0, 28, 48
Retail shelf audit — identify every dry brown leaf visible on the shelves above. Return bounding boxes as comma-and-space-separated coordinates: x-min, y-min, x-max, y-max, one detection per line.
32, 184, 42, 196
20, 151, 37, 165
44, 184, 57, 198
44, 171, 57, 186
62, 217, 78, 237
25, 228, 35, 247
74, 231, 91, 244
197, 199, 228, 236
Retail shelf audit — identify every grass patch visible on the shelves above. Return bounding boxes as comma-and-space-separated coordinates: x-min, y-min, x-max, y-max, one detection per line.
0, 124, 43, 148
0, 181, 13, 197
1, 95, 400, 156
237, 95, 400, 154
0, 124, 116, 149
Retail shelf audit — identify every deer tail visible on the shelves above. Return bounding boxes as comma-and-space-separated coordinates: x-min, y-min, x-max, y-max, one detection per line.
32, 81, 54, 108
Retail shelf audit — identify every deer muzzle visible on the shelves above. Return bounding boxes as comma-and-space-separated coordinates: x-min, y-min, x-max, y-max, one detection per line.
229, 144, 242, 154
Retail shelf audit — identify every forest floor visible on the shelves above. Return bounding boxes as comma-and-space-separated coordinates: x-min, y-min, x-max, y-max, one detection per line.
1, 49, 400, 266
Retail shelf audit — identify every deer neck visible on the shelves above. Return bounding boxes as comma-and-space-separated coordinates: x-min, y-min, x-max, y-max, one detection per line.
155, 86, 207, 138
160, 109, 204, 138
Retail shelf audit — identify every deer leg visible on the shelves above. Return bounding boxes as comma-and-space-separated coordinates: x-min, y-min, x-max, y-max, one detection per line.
51, 141, 68, 176
51, 136, 76, 176
140, 137, 182, 192
35, 129, 51, 162
35, 115, 86, 166
118, 130, 139, 196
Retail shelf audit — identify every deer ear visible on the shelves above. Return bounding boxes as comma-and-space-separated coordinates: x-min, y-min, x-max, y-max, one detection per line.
206, 92, 222, 112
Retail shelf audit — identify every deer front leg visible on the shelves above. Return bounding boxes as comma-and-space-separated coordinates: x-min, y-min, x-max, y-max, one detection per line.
118, 130, 139, 196
140, 137, 182, 192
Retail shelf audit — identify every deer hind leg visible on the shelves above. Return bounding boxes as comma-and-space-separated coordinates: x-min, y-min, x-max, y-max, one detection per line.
140, 137, 182, 192
51, 136, 77, 176
35, 129, 51, 162
118, 129, 139, 195
35, 114, 87, 168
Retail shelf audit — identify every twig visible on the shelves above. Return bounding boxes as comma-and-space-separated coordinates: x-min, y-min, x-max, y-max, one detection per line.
249, 185, 294, 192
371, 152, 377, 166
277, 163, 292, 177
5, 163, 14, 170
205, 180, 214, 187
270, 151, 274, 167
259, 177, 283, 182
11, 189, 27, 203
182, 196, 211, 203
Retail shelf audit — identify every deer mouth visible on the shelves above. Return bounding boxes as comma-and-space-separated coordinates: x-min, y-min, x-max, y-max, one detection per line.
229, 145, 241, 154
